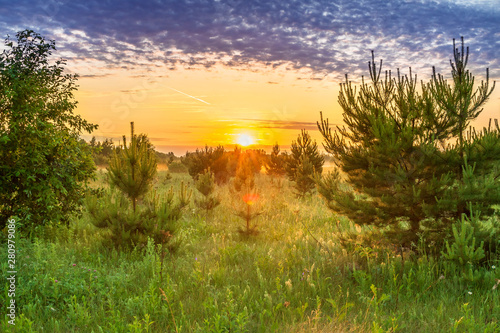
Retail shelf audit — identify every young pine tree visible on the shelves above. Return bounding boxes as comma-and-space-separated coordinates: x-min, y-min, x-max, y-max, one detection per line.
194, 168, 221, 215
89, 123, 192, 249
233, 153, 256, 193
265, 143, 287, 177
317, 38, 499, 247
87, 183, 192, 249
107, 122, 157, 212
231, 151, 262, 235
185, 145, 229, 184
237, 193, 261, 236
286, 130, 324, 197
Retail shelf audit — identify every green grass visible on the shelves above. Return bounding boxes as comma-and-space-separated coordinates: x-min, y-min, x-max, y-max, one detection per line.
1, 171, 499, 332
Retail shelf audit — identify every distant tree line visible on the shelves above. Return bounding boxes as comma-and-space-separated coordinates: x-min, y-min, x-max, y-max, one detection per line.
180, 133, 324, 198
181, 145, 267, 184
87, 136, 176, 167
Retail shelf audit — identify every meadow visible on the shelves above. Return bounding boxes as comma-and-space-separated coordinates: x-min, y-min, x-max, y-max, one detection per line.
1, 169, 499, 332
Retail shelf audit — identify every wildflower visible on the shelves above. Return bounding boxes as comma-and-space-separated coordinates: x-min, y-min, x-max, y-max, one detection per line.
284, 301, 290, 308
55, 280, 58, 283
467, 291, 472, 295
285, 279, 292, 290
72, 264, 76, 267
492, 265, 496, 270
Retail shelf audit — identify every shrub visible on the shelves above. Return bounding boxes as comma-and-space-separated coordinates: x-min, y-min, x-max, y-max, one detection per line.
89, 137, 115, 166
0, 30, 97, 230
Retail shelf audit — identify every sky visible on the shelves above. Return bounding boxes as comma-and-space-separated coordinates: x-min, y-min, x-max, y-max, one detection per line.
1, 0, 499, 155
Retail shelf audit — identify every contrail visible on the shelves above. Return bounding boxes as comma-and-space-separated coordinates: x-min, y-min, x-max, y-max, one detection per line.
168, 87, 211, 105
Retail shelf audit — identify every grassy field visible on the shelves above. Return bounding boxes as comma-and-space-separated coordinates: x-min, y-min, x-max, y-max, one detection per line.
1, 170, 499, 332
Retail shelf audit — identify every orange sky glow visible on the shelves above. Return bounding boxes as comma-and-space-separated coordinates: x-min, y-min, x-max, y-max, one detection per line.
75, 63, 345, 155
75, 62, 500, 156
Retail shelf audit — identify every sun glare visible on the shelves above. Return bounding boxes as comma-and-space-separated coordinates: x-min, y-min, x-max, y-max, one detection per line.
236, 133, 255, 146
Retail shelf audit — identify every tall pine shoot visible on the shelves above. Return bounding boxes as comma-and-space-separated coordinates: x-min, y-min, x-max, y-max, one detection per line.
108, 122, 157, 212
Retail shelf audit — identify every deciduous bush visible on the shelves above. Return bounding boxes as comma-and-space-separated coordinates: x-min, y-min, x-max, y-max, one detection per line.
0, 30, 97, 230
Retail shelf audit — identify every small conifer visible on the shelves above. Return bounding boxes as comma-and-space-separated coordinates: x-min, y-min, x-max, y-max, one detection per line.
194, 168, 221, 215
286, 130, 324, 197
233, 153, 255, 193
236, 193, 261, 236
107, 122, 157, 212
265, 143, 287, 178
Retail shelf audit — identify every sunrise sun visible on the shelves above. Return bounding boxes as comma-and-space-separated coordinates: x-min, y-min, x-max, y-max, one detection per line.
236, 133, 255, 146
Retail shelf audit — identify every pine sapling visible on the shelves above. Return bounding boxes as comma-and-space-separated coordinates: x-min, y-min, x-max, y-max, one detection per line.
286, 130, 324, 197
236, 193, 262, 236
107, 122, 157, 212
194, 168, 221, 216
233, 154, 255, 193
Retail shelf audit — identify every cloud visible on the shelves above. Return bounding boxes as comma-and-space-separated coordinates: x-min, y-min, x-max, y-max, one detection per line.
0, 0, 498, 78
78, 73, 111, 78
239, 118, 335, 131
